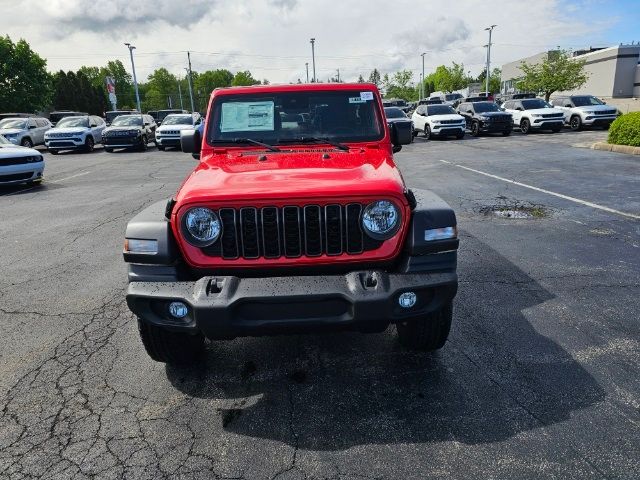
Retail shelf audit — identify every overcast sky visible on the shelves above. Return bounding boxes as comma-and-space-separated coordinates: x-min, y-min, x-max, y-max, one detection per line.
1, 0, 638, 84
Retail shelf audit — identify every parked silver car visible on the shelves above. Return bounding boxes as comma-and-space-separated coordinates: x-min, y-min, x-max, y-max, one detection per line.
0, 117, 51, 148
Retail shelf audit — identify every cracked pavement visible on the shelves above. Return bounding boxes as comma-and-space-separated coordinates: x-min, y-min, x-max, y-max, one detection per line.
1, 133, 639, 479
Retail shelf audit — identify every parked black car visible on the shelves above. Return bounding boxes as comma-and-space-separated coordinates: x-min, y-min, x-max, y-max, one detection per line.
102, 114, 157, 152
105, 110, 138, 126
49, 110, 88, 126
457, 101, 512, 137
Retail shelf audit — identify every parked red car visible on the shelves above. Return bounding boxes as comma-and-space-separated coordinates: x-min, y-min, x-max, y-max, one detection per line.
123, 83, 459, 364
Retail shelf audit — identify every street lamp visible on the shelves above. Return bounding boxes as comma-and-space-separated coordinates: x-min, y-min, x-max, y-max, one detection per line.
420, 52, 426, 100
310, 38, 316, 82
484, 25, 497, 94
124, 43, 141, 114
305, 62, 309, 83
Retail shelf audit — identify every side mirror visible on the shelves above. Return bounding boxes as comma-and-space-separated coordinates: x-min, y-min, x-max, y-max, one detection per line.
29, 125, 37, 129
181, 129, 201, 160
390, 121, 411, 150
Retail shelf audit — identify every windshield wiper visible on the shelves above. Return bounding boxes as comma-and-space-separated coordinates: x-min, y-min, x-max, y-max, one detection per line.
212, 138, 281, 152
279, 136, 350, 151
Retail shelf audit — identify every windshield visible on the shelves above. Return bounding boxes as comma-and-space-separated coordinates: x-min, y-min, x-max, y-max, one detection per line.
56, 117, 89, 128
0, 119, 27, 129
111, 116, 143, 126
444, 94, 461, 101
474, 102, 500, 113
50, 113, 76, 123
208, 90, 384, 145
572, 96, 604, 107
106, 111, 133, 123
384, 108, 406, 119
521, 99, 551, 109
427, 105, 456, 115
158, 110, 184, 121
162, 115, 193, 125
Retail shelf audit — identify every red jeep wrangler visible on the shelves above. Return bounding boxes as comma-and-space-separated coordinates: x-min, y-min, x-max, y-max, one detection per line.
124, 83, 459, 364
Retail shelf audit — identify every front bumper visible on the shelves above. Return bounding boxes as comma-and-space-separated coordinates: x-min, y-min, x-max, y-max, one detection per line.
155, 135, 181, 147
432, 125, 465, 136
0, 162, 44, 185
127, 270, 458, 339
45, 137, 87, 150
531, 119, 564, 129
582, 116, 617, 126
479, 122, 512, 133
103, 135, 144, 148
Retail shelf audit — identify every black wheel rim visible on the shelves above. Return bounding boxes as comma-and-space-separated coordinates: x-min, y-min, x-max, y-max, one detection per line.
522, 121, 529, 133
425, 127, 430, 138
571, 118, 579, 129
472, 123, 478, 135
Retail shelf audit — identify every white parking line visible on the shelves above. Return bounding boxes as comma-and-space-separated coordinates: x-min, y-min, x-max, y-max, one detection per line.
439, 161, 640, 221
50, 171, 90, 183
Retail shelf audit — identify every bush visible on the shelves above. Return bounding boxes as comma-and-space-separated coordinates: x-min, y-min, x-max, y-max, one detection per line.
608, 112, 640, 147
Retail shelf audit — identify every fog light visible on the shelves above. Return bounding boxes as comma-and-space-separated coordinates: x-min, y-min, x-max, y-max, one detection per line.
124, 238, 158, 254
168, 301, 188, 319
424, 226, 457, 241
398, 292, 417, 308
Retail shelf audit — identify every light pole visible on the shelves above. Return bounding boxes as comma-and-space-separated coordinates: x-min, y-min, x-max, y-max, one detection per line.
305, 62, 309, 83
310, 38, 316, 82
177, 77, 184, 110
124, 43, 141, 113
484, 25, 497, 94
420, 52, 426, 99
186, 51, 196, 112
336, 68, 340, 83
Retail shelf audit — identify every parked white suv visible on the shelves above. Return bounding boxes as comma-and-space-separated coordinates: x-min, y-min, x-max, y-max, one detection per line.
550, 95, 619, 130
502, 98, 564, 134
0, 117, 51, 148
0, 134, 44, 185
44, 115, 106, 154
155, 113, 201, 150
411, 104, 465, 139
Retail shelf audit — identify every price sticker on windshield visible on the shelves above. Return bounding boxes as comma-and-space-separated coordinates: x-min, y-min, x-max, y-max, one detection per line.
349, 97, 365, 103
360, 91, 374, 101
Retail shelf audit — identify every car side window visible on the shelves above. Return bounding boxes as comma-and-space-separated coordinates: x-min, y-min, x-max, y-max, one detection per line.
28, 119, 37, 128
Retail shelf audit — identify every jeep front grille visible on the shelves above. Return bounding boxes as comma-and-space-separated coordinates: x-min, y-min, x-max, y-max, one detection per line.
202, 204, 381, 259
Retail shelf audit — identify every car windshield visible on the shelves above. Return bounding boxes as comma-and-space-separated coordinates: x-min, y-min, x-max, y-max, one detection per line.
384, 108, 406, 119
474, 102, 500, 113
111, 116, 143, 126
56, 117, 89, 128
444, 94, 460, 101
0, 119, 27, 129
207, 90, 384, 145
427, 105, 456, 115
572, 96, 604, 106
521, 99, 551, 109
162, 115, 193, 125
50, 113, 76, 123
391, 100, 407, 107
158, 110, 184, 121
106, 112, 133, 123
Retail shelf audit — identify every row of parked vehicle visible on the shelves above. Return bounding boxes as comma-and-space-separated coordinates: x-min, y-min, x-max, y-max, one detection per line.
0, 111, 201, 154
384, 94, 620, 140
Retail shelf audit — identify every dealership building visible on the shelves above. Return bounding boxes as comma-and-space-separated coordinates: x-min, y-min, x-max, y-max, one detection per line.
501, 44, 640, 99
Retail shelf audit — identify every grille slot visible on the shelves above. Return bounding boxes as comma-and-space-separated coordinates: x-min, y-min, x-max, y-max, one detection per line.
205, 203, 382, 260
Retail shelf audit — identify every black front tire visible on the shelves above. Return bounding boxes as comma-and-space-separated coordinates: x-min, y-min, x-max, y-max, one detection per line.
424, 125, 431, 139
471, 121, 480, 137
520, 119, 531, 134
137, 319, 205, 365
570, 115, 582, 131
139, 135, 148, 152
84, 137, 95, 152
396, 302, 453, 351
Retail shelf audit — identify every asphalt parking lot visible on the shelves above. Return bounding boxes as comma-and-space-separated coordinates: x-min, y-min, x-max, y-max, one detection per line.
1, 129, 639, 479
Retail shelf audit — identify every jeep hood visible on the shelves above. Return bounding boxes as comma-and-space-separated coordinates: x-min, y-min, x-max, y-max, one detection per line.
46, 127, 89, 134
0, 128, 25, 135
175, 148, 407, 206
157, 125, 193, 133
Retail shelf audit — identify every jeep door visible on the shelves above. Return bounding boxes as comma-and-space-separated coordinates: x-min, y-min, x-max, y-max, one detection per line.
90, 116, 105, 142
34, 119, 50, 144
505, 101, 523, 124
411, 106, 427, 132
458, 103, 473, 128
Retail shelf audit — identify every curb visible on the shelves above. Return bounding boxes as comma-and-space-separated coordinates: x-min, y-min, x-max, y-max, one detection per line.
592, 142, 640, 155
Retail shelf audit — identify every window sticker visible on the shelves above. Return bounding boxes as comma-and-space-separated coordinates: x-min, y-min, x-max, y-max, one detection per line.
349, 97, 366, 104
360, 91, 374, 101
220, 101, 275, 132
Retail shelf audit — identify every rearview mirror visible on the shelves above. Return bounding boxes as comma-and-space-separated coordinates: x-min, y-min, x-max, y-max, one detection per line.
181, 129, 201, 160
390, 121, 412, 150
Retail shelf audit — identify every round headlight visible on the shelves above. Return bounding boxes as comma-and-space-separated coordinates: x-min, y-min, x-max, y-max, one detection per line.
182, 207, 221, 246
362, 200, 400, 240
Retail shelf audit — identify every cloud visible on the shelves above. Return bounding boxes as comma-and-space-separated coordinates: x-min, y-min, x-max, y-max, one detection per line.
393, 17, 471, 53
34, 0, 216, 37
269, 0, 298, 10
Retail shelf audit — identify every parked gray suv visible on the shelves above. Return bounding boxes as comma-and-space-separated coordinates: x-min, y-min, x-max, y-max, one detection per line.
0, 117, 51, 148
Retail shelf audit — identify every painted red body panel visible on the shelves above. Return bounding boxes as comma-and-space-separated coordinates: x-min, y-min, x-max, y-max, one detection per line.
171, 83, 409, 269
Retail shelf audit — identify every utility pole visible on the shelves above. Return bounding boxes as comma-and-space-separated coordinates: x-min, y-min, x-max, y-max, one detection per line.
310, 38, 316, 82
336, 68, 340, 83
186, 51, 196, 112
421, 52, 426, 100
178, 78, 184, 110
305, 62, 309, 83
484, 25, 497, 94
124, 43, 141, 114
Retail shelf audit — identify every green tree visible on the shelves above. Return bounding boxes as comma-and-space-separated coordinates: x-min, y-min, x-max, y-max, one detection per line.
144, 67, 178, 110
231, 70, 260, 86
0, 36, 52, 112
194, 69, 233, 94
357, 74, 365, 83
383, 70, 418, 101
477, 67, 501, 93
516, 50, 589, 101
425, 62, 467, 93
368, 69, 381, 87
